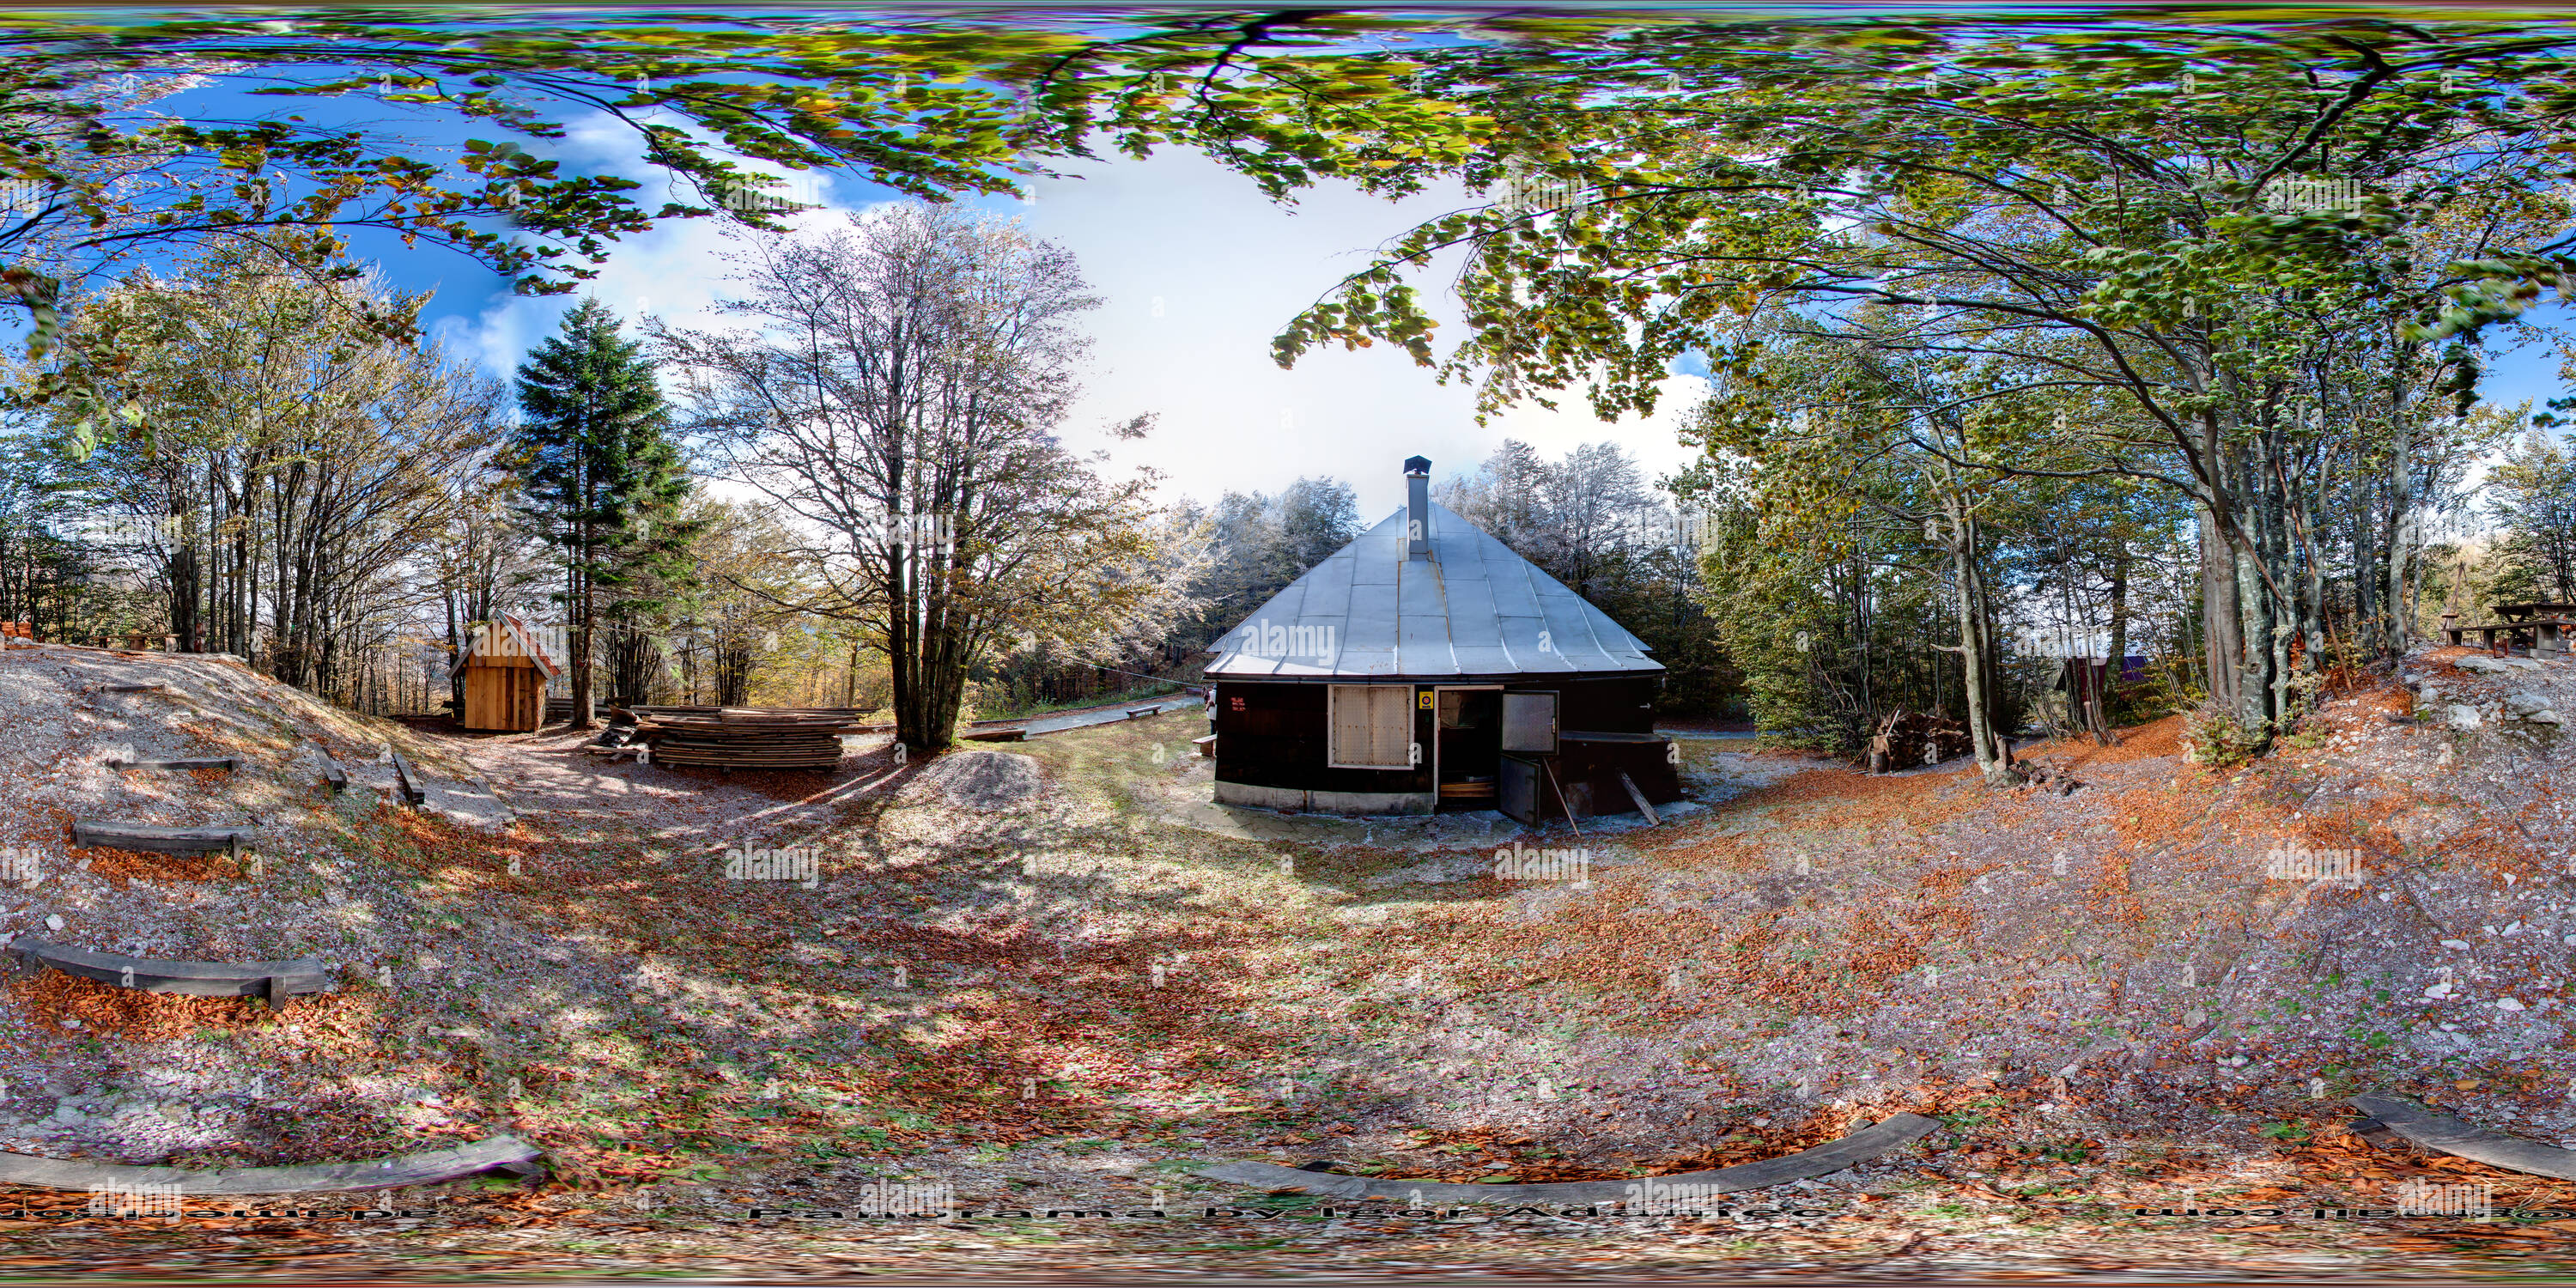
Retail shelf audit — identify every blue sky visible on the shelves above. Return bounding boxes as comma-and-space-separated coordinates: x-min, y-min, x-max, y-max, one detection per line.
392, 113, 1714, 523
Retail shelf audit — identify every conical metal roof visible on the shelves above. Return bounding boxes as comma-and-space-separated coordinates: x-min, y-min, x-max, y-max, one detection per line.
1206, 502, 1662, 679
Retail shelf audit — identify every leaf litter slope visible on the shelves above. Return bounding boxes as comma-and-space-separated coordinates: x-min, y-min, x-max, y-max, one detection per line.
2, 653, 2575, 1274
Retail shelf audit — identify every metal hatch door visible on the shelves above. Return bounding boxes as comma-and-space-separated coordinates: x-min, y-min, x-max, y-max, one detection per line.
1501, 691, 1558, 754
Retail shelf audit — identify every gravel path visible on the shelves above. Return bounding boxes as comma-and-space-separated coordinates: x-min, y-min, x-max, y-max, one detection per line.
422, 726, 904, 848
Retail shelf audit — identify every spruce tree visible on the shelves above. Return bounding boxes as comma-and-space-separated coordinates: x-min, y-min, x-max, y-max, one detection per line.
512, 299, 694, 727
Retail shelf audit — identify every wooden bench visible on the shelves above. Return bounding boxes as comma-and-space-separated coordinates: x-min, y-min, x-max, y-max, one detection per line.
9, 938, 329, 1011
95, 631, 178, 653
2442, 618, 2573, 653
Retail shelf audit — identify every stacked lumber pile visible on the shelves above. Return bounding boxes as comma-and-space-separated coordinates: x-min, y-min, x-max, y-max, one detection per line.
1867, 709, 1974, 773
621, 705, 878, 770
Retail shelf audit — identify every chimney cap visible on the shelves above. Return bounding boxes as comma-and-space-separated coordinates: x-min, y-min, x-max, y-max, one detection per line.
1402, 455, 1431, 476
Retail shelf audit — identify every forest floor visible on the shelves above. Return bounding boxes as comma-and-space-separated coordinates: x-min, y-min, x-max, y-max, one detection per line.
0, 641, 2570, 1279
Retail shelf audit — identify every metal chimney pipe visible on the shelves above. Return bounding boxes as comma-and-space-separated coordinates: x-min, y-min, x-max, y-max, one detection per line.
1403, 456, 1431, 558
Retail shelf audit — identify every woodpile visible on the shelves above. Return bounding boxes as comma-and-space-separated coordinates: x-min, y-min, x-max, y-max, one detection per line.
2019, 759, 2087, 796
621, 705, 878, 771
1867, 709, 1974, 773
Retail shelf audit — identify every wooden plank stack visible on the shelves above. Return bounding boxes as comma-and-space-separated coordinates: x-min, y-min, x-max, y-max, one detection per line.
621, 706, 877, 770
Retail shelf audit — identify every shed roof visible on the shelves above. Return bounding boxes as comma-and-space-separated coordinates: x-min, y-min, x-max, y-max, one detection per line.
1206, 501, 1662, 679
461, 613, 562, 681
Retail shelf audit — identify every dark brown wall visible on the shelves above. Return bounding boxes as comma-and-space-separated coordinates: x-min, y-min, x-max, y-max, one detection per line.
1212, 672, 1664, 790
1552, 676, 1662, 733
1212, 680, 1432, 793
1555, 739, 1685, 809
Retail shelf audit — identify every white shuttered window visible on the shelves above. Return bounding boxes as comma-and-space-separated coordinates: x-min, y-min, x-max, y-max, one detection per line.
1328, 684, 1414, 769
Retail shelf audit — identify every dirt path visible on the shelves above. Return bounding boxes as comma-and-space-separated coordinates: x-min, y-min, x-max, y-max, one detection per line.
420, 724, 904, 849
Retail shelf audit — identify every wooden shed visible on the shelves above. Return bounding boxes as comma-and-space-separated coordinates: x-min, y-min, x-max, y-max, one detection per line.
1203, 456, 1681, 821
459, 614, 562, 732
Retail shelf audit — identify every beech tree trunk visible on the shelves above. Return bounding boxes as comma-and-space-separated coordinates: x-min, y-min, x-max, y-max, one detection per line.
1938, 506, 2018, 784
2385, 416, 2416, 660
2197, 501, 2242, 718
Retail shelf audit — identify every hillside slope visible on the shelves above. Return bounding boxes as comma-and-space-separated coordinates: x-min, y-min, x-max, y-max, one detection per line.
0, 641, 2563, 1275
0, 644, 519, 1167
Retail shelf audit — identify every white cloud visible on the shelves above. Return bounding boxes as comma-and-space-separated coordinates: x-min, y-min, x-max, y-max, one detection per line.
431, 112, 887, 383
435, 123, 1710, 514
1010, 148, 1707, 517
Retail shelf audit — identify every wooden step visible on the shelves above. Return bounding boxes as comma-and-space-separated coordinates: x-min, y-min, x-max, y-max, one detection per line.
0, 1132, 542, 1194
106, 758, 234, 773
9, 938, 327, 1010
388, 750, 427, 806
70, 821, 252, 857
